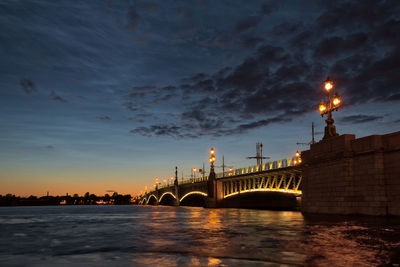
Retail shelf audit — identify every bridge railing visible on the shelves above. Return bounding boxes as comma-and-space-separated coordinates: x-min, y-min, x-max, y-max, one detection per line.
215, 157, 296, 178
156, 176, 209, 190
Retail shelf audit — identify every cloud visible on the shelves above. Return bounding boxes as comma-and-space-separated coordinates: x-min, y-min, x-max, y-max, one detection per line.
72, 95, 86, 100
228, 116, 292, 135
340, 115, 383, 124
271, 22, 302, 36
20, 78, 37, 94
126, 5, 140, 31
141, 2, 160, 16
130, 125, 190, 138
260, 3, 278, 15
72, 77, 85, 82
161, 86, 178, 91
316, 0, 395, 31
50, 90, 68, 103
124, 86, 157, 98
125, 0, 400, 139
234, 16, 263, 33
97, 116, 112, 121
240, 36, 264, 48
180, 73, 208, 84
314, 33, 368, 58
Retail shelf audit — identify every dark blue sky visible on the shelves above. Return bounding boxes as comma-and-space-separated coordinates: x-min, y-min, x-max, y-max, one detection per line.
1, 0, 399, 196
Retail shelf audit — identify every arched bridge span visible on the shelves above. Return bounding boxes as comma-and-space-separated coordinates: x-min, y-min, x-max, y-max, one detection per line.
140, 158, 301, 209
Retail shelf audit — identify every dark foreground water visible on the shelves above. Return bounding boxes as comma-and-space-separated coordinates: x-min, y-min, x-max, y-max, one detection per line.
0, 206, 400, 266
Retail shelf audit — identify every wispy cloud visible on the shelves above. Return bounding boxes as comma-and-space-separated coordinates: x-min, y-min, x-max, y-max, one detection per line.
50, 90, 68, 103
340, 115, 383, 124
97, 116, 112, 121
20, 78, 37, 94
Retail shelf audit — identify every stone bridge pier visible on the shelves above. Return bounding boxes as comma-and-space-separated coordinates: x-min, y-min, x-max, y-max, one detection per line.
301, 131, 400, 216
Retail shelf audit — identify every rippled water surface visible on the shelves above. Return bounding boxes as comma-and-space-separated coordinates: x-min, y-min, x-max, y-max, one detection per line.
0, 205, 400, 266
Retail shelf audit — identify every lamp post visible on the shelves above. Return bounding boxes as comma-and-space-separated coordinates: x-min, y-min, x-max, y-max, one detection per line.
294, 150, 302, 165
319, 77, 341, 139
155, 177, 159, 190
209, 148, 216, 173
207, 147, 216, 199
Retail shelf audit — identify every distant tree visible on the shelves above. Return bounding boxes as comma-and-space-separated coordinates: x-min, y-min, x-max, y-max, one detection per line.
89, 194, 97, 204
124, 194, 132, 203
84, 192, 90, 204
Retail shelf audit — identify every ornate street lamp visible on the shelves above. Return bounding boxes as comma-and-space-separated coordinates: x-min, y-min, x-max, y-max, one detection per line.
207, 147, 216, 198
294, 150, 302, 165
319, 77, 341, 139
209, 148, 216, 172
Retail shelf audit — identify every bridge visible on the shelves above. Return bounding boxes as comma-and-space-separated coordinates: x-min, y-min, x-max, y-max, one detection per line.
139, 156, 302, 210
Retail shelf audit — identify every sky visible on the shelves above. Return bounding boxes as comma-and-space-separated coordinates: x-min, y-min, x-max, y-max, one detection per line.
0, 0, 399, 197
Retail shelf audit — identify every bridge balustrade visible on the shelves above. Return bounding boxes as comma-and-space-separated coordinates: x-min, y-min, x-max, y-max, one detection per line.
217, 157, 296, 178
222, 171, 302, 198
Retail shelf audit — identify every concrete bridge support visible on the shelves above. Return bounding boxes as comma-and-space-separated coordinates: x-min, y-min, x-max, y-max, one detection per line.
301, 131, 400, 216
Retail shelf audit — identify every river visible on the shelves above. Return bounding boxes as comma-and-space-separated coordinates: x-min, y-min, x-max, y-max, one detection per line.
0, 205, 399, 266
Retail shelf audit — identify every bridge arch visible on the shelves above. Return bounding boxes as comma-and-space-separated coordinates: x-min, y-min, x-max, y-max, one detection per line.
221, 190, 300, 210
179, 191, 207, 207
158, 191, 177, 206
223, 188, 301, 199
146, 194, 158, 205
139, 197, 146, 205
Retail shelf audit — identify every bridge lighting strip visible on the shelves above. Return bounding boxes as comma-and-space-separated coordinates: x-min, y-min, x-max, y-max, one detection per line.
223, 188, 302, 199
179, 191, 208, 202
159, 191, 177, 202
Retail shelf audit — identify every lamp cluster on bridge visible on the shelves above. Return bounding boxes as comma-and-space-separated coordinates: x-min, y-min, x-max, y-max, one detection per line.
319, 77, 342, 139
209, 148, 216, 163
209, 147, 216, 171
294, 150, 302, 165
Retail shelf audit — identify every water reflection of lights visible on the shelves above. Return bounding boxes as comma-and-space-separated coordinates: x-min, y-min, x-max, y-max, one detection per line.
207, 258, 222, 265
206, 210, 221, 226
